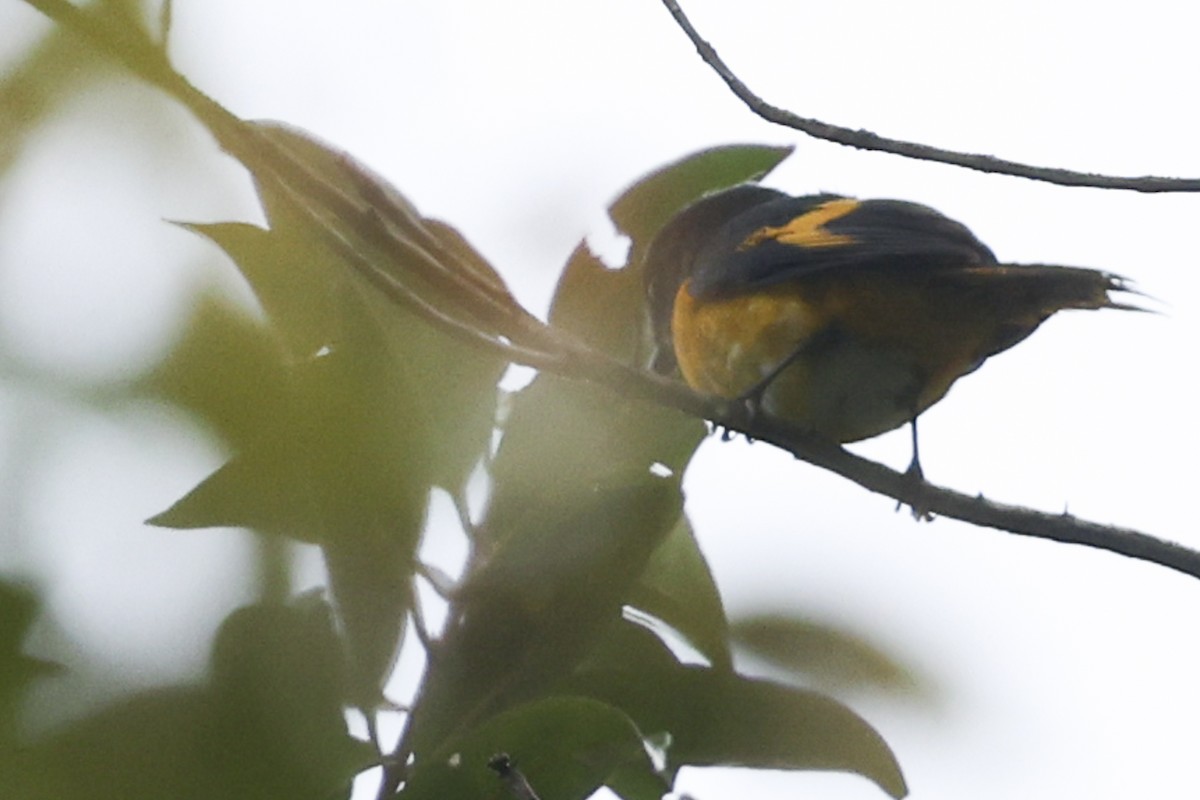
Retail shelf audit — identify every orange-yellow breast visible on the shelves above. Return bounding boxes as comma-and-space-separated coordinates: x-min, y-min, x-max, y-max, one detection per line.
670, 271, 1044, 442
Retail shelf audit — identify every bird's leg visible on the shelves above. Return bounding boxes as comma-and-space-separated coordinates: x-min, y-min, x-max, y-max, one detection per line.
735, 341, 809, 418
712, 345, 805, 442
897, 415, 934, 520
905, 416, 924, 481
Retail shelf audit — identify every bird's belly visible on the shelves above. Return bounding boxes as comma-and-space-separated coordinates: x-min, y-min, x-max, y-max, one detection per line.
761, 337, 925, 442
671, 282, 961, 443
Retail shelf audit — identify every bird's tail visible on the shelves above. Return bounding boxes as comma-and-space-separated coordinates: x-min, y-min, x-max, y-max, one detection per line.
965, 264, 1151, 315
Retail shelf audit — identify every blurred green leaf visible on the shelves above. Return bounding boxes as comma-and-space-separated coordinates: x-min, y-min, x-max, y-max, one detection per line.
149, 338, 428, 707
0, 0, 145, 176
731, 613, 925, 697
157, 124, 522, 702
147, 339, 428, 542
6, 687, 218, 800
580, 613, 686, 678
145, 441, 312, 535
247, 120, 517, 346
604, 759, 672, 800
183, 130, 508, 499
320, 531, 415, 712
549, 144, 793, 363
0, 581, 60, 747
489, 375, 703, 522
403, 475, 684, 761
154, 222, 431, 541
148, 299, 427, 704
207, 597, 375, 798
176, 221, 341, 360
626, 514, 731, 671
609, 144, 795, 260
413, 145, 805, 790
140, 290, 287, 449
423, 218, 514, 298
6, 597, 372, 800
573, 664, 907, 798
402, 696, 662, 800
548, 242, 643, 360
250, 122, 510, 495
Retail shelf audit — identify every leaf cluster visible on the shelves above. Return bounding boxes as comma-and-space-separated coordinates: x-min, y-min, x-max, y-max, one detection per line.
148, 135, 908, 800
0, 7, 915, 798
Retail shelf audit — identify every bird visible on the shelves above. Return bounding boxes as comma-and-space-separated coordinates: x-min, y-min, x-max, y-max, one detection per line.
642, 185, 1140, 478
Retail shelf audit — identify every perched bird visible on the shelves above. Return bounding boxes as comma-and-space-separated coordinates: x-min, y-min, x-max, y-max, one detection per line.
643, 186, 1139, 476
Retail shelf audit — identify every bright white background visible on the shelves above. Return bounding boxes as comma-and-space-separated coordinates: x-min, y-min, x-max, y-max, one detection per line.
1, 1, 1199, 799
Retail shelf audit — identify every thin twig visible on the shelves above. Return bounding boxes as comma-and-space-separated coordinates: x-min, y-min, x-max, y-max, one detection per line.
659, 0, 1200, 193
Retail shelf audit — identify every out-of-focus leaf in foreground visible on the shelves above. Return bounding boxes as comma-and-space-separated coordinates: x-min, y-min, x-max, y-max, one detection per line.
148, 123, 512, 706
409, 141, 806, 778
0, 581, 60, 749
401, 696, 663, 800
402, 475, 683, 762
6, 597, 372, 800
139, 289, 287, 451
625, 515, 732, 671
574, 664, 908, 798
731, 613, 929, 698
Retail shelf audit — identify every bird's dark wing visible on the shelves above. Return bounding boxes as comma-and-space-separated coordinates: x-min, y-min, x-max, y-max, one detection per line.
641, 184, 792, 358
687, 195, 998, 299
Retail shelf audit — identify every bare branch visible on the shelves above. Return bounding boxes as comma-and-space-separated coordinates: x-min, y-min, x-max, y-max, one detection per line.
659, 0, 1200, 193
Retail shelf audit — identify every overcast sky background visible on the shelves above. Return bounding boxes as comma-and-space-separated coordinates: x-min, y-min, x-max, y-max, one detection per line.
2, 1, 1199, 799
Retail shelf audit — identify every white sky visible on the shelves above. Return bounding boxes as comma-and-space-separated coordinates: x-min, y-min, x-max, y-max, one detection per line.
2, 1, 1200, 799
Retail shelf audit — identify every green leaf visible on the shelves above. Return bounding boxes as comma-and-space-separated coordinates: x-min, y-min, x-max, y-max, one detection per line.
581, 613, 686, 678
573, 664, 907, 799
403, 474, 684, 761
0, 13, 133, 180
148, 352, 424, 700
146, 447, 314, 536
5, 687, 216, 800
177, 221, 342, 359
548, 144, 793, 363
6, 597, 373, 800
321, 534, 416, 712
0, 581, 60, 747
164, 132, 519, 701
626, 514, 732, 671
139, 290, 288, 450
489, 375, 704, 522
731, 613, 926, 697
548, 242, 644, 360
423, 217, 515, 301
402, 696, 663, 800
609, 144, 795, 256
207, 597, 376, 797
183, 127, 509, 497
147, 340, 429, 544
604, 759, 673, 800
247, 120, 518, 338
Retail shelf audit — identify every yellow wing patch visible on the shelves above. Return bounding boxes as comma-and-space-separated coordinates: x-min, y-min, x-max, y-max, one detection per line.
740, 198, 861, 250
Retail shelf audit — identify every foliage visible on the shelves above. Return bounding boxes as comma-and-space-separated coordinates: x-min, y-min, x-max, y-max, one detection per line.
0, 8, 916, 799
